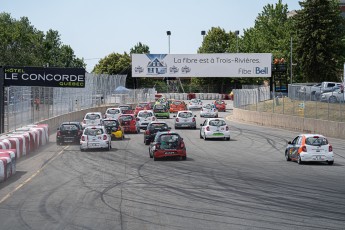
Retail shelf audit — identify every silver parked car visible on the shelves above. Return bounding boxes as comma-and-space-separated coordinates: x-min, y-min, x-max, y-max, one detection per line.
320, 89, 344, 103
174, 110, 196, 129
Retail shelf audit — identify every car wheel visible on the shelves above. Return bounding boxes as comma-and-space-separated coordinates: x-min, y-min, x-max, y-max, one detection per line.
328, 161, 334, 165
297, 155, 303, 164
226, 137, 230, 141
285, 151, 291, 161
182, 156, 187, 160
80, 148, 84, 152
153, 155, 157, 161
329, 96, 337, 103
200, 132, 203, 139
203, 134, 207, 141
145, 139, 150, 145
121, 134, 124, 140
175, 126, 178, 129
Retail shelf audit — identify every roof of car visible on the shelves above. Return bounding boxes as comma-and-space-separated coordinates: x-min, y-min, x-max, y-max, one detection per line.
300, 134, 325, 138
61, 121, 81, 125
149, 121, 168, 124
206, 118, 226, 121
84, 125, 104, 129
177, 110, 193, 113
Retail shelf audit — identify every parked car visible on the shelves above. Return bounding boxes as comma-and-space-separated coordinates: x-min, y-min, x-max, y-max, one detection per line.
169, 100, 187, 113
320, 89, 344, 103
103, 118, 124, 140
104, 108, 122, 119
56, 121, 83, 145
119, 105, 134, 114
149, 131, 186, 161
174, 110, 197, 129
200, 104, 218, 118
144, 121, 171, 145
299, 82, 342, 100
153, 104, 170, 119
187, 98, 203, 110
285, 134, 334, 165
82, 112, 103, 129
200, 118, 230, 141
134, 102, 152, 116
136, 110, 156, 129
214, 100, 226, 112
118, 114, 140, 133
80, 126, 112, 151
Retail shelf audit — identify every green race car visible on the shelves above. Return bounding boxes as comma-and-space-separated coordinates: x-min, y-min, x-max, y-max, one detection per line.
153, 104, 170, 119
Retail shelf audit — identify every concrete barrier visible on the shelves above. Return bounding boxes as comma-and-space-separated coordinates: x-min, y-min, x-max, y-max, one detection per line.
233, 108, 345, 139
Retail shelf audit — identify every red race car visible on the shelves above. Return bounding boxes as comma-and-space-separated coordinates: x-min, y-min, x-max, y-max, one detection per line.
169, 100, 187, 113
214, 100, 226, 112
118, 114, 140, 133
148, 131, 186, 161
134, 102, 152, 116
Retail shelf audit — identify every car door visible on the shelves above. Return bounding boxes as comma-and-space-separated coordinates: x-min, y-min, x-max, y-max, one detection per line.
200, 120, 207, 137
288, 136, 302, 160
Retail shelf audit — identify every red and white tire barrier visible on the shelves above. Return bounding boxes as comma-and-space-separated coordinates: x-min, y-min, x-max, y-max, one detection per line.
0, 124, 49, 182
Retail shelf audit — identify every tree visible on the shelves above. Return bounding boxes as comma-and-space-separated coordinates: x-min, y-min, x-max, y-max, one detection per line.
130, 42, 150, 54
92, 52, 131, 74
295, 0, 345, 82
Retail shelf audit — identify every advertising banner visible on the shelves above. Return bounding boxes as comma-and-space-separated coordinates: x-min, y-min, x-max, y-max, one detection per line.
3, 67, 86, 88
132, 53, 272, 78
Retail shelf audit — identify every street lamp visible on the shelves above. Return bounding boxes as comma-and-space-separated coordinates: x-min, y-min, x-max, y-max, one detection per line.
166, 31, 171, 54
201, 30, 206, 41
234, 30, 239, 53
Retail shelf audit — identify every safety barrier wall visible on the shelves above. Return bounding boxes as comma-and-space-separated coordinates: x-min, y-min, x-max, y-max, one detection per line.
233, 108, 345, 139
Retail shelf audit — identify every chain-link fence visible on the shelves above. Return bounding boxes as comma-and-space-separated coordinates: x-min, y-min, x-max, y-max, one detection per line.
233, 84, 345, 122
3, 73, 127, 132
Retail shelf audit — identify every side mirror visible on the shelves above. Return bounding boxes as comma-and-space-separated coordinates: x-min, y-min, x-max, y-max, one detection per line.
200, 124, 203, 126
168, 127, 172, 130
288, 141, 292, 144
194, 115, 197, 117
57, 127, 60, 130
173, 115, 176, 117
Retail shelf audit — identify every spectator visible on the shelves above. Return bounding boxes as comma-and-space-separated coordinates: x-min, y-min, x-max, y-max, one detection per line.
34, 97, 40, 111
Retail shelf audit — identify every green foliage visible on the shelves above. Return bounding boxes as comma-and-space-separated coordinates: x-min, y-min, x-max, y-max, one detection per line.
295, 0, 345, 82
130, 42, 150, 54
0, 12, 85, 68
92, 52, 131, 74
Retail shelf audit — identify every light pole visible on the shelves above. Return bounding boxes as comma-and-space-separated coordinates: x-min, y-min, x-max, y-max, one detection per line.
166, 31, 171, 54
234, 30, 239, 53
201, 30, 205, 41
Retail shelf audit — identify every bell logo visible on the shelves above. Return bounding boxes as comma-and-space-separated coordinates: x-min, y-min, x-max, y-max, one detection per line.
255, 67, 268, 74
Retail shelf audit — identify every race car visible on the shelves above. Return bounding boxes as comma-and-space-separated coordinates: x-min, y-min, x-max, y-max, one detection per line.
214, 100, 226, 112
285, 134, 334, 165
103, 118, 124, 140
118, 114, 140, 133
200, 118, 230, 140
149, 131, 186, 161
80, 126, 112, 151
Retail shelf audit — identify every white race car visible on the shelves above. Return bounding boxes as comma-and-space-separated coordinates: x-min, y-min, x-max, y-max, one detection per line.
136, 110, 157, 129
187, 99, 203, 110
80, 126, 112, 151
200, 103, 218, 118
200, 118, 230, 140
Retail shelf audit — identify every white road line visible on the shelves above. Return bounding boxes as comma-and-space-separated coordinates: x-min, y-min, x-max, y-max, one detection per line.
0, 146, 68, 204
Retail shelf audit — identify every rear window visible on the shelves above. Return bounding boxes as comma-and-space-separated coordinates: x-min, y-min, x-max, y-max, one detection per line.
173, 101, 182, 105
209, 120, 226, 126
154, 105, 166, 109
86, 114, 101, 120
178, 112, 192, 118
204, 104, 213, 109
215, 101, 224, 105
191, 99, 198, 103
139, 112, 153, 117
160, 134, 179, 143
60, 124, 79, 131
103, 120, 118, 126
85, 128, 104, 136
120, 106, 131, 110
139, 103, 149, 107
305, 137, 328, 146
107, 109, 120, 114
150, 123, 168, 130
120, 115, 133, 121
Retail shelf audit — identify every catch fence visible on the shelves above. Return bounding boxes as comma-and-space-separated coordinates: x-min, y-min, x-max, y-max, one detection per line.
233, 84, 345, 122
3, 73, 155, 133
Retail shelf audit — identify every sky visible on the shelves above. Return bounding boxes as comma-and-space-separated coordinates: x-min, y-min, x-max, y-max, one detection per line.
1, 0, 301, 72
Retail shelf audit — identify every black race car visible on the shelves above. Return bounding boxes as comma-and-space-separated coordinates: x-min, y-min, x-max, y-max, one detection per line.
56, 121, 83, 145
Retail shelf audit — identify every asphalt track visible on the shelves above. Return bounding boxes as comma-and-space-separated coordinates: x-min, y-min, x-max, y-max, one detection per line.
0, 105, 345, 230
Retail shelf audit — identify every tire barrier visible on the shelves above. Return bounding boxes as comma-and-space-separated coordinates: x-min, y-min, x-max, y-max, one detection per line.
0, 125, 49, 182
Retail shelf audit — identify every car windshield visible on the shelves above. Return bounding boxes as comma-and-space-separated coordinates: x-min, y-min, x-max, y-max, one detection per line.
85, 128, 103, 136
191, 99, 198, 103
305, 136, 328, 146
86, 114, 100, 120
60, 124, 79, 131
204, 104, 213, 109
215, 101, 223, 104
173, 101, 182, 105
103, 120, 118, 126
139, 103, 149, 107
150, 123, 168, 130
120, 106, 131, 110
159, 134, 180, 149
209, 120, 226, 126
178, 112, 192, 118
139, 112, 153, 118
